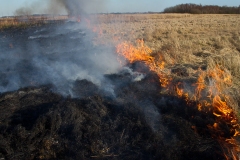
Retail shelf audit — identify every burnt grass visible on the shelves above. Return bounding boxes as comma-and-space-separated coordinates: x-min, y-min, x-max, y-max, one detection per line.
0, 72, 225, 160
0, 22, 231, 159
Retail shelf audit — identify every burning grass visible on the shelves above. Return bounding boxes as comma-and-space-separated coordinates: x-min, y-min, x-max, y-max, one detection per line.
115, 39, 239, 157
94, 13, 240, 108
0, 13, 240, 159
94, 13, 240, 159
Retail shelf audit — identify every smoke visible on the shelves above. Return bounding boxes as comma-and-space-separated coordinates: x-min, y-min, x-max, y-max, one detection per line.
140, 101, 161, 132
4, 0, 128, 100
0, 22, 125, 97
57, 0, 86, 15
14, 0, 109, 16
14, 0, 65, 15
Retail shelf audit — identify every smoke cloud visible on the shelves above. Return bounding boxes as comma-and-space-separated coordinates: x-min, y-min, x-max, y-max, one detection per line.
57, 0, 86, 15
14, 0, 109, 16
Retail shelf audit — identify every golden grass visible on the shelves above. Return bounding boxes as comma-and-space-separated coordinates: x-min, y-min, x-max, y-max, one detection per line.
0, 15, 68, 29
95, 14, 240, 72
93, 13, 240, 113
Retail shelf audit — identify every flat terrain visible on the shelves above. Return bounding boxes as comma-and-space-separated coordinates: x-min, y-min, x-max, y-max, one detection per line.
0, 14, 239, 159
97, 14, 240, 66
94, 14, 240, 112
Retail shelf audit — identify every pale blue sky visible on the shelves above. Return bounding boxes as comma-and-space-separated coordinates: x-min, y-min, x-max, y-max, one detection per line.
0, 0, 239, 16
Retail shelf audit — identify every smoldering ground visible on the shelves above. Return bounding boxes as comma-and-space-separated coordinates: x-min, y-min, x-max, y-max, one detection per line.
0, 22, 124, 97
0, 55, 228, 159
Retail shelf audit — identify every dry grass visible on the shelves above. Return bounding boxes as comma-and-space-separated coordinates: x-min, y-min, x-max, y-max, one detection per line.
96, 14, 240, 72
94, 14, 240, 114
0, 15, 67, 29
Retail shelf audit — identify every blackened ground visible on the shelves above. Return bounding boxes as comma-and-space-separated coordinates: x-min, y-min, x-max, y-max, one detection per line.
0, 63, 227, 160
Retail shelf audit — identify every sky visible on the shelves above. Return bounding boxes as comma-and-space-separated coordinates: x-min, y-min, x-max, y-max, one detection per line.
0, 0, 239, 16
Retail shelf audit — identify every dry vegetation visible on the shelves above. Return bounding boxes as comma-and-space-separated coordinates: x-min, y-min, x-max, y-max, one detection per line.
0, 15, 67, 29
0, 13, 239, 158
94, 14, 240, 115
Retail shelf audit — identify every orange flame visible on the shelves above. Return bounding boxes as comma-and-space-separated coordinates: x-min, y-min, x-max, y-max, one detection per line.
212, 95, 233, 118
195, 67, 239, 158
116, 39, 171, 88
115, 39, 239, 159
116, 39, 153, 63
194, 69, 206, 100
176, 82, 184, 97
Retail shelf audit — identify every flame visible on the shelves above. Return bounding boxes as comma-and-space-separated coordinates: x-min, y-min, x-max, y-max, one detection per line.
194, 69, 206, 100
196, 66, 239, 158
115, 39, 239, 159
212, 95, 233, 118
116, 39, 171, 88
116, 39, 153, 63
68, 15, 81, 23
176, 82, 184, 97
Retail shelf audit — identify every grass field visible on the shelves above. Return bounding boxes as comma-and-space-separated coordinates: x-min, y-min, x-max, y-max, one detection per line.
92, 14, 240, 114
85, 14, 240, 156
0, 13, 239, 158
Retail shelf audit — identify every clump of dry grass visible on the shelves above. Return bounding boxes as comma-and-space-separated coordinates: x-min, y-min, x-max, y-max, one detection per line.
0, 18, 20, 29
0, 15, 67, 29
0, 18, 39, 29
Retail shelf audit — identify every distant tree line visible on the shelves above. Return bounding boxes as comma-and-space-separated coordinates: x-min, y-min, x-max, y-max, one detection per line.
163, 3, 240, 14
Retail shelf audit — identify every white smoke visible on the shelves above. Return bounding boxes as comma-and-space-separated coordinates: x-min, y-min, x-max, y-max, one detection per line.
0, 22, 124, 97
14, 0, 109, 16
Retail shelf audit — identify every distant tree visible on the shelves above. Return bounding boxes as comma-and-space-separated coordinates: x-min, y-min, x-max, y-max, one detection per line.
191, 8, 201, 14
163, 3, 240, 14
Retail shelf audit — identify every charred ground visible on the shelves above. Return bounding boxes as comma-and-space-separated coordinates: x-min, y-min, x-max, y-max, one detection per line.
0, 65, 225, 160
0, 21, 236, 159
